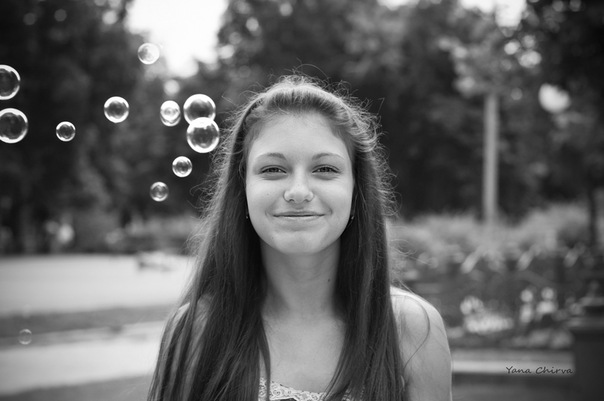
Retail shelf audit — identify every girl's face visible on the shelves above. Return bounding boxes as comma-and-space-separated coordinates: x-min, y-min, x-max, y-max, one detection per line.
245, 113, 354, 257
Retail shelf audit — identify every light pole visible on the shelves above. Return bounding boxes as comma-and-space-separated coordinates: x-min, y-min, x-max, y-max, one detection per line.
483, 90, 499, 229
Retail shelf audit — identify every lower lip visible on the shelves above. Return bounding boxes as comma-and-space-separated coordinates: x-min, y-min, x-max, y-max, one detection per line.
275, 215, 322, 222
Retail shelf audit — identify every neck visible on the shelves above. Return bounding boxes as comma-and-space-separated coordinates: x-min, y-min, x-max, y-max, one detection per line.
261, 242, 340, 321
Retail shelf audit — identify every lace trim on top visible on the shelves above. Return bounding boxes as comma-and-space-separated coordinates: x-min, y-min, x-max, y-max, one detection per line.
258, 377, 355, 401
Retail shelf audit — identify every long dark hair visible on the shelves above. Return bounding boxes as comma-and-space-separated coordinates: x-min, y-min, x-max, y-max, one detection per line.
148, 75, 405, 401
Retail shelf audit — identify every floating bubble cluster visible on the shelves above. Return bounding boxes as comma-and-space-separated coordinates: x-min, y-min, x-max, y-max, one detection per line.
172, 156, 192, 177
18, 329, 32, 345
150, 181, 169, 202
0, 65, 20, 100
1, 51, 224, 205
160, 100, 181, 126
137, 43, 160, 65
0, 108, 28, 144
104, 96, 129, 123
56, 121, 76, 142
187, 117, 220, 153
183, 94, 216, 123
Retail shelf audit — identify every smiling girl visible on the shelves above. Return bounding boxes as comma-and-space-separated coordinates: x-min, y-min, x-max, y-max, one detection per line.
148, 75, 452, 401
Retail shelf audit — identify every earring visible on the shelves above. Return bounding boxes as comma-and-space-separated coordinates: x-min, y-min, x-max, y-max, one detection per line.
245, 210, 249, 219
346, 212, 355, 228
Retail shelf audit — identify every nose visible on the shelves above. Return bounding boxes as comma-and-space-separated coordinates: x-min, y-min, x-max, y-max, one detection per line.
284, 173, 314, 203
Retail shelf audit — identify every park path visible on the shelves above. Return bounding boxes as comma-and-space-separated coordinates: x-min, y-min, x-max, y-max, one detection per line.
0, 255, 574, 396
0, 321, 574, 396
0, 322, 162, 395
0, 254, 192, 315
0, 254, 191, 395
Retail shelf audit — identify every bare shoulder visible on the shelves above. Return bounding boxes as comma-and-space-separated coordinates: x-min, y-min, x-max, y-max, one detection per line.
390, 287, 446, 351
391, 287, 441, 331
390, 286, 452, 401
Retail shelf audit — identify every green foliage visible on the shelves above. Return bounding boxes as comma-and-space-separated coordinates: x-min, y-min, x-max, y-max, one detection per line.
211, 0, 559, 217
0, 0, 149, 252
512, 202, 602, 249
523, 0, 604, 98
519, 0, 604, 246
0, 0, 211, 253
2, 0, 602, 254
390, 203, 603, 266
389, 203, 597, 349
104, 214, 198, 254
71, 207, 120, 252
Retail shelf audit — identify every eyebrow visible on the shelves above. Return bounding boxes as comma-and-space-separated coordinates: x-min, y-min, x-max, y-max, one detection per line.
256, 152, 346, 161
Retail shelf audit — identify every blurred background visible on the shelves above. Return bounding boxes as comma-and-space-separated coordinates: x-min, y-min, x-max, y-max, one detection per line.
1, 0, 603, 400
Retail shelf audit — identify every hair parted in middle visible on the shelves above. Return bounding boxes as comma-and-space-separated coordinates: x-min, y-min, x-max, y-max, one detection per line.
148, 75, 405, 401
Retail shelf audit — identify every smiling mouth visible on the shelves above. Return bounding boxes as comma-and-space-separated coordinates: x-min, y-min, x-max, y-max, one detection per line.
276, 214, 321, 218
274, 212, 323, 218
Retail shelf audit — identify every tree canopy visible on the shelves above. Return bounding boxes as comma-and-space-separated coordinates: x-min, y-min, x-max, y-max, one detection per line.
1, 0, 602, 252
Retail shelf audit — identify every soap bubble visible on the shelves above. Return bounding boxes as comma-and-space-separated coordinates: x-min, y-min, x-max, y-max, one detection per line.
186, 117, 220, 153
0, 108, 28, 144
150, 182, 169, 202
160, 100, 181, 126
172, 156, 192, 177
183, 94, 216, 123
18, 329, 32, 345
104, 96, 129, 123
56, 121, 76, 142
0, 65, 20, 100
137, 43, 160, 65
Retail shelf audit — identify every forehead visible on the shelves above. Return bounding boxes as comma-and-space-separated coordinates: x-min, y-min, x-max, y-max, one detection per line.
247, 113, 353, 161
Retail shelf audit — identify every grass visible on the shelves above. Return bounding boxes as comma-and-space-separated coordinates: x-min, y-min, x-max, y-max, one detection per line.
0, 376, 151, 401
0, 304, 173, 340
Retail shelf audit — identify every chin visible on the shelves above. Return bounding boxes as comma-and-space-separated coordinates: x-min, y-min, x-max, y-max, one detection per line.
275, 241, 322, 255
264, 235, 336, 256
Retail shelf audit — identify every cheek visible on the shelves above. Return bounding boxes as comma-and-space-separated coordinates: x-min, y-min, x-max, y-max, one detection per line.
319, 182, 354, 222
245, 181, 273, 213
338, 176, 355, 209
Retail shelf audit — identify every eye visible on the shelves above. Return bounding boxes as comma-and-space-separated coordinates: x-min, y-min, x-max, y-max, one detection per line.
314, 165, 340, 174
261, 166, 286, 174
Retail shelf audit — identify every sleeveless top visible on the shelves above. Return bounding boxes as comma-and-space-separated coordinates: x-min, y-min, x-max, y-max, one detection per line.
258, 377, 355, 401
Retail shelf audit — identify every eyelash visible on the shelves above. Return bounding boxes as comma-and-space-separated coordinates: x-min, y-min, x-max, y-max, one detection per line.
314, 165, 339, 174
259, 166, 340, 174
259, 167, 283, 174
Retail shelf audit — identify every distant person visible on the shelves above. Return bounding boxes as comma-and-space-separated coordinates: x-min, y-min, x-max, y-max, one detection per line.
148, 75, 452, 401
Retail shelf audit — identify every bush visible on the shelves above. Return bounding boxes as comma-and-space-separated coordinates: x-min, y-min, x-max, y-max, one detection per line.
389, 202, 603, 268
72, 207, 121, 252
387, 202, 604, 349
511, 203, 601, 249
105, 214, 198, 254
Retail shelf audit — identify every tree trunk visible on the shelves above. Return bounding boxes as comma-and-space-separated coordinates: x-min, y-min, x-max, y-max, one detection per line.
586, 184, 599, 252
